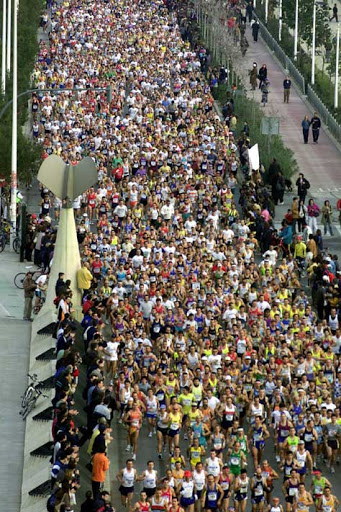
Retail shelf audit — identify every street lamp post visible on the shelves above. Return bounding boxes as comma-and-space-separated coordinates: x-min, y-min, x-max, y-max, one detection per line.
10, 0, 18, 250
265, 0, 268, 24
335, 24, 340, 109
279, 0, 282, 41
1, 0, 7, 92
311, 1, 316, 84
294, 0, 299, 60
7, 0, 11, 72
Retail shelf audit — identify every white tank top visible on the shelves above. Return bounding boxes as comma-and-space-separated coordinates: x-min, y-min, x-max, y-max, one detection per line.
147, 397, 158, 414
296, 450, 307, 467
181, 480, 194, 498
206, 457, 220, 476
193, 470, 206, 491
144, 469, 157, 488
122, 467, 135, 487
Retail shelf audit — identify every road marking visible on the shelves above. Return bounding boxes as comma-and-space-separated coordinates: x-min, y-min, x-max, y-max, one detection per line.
0, 302, 14, 317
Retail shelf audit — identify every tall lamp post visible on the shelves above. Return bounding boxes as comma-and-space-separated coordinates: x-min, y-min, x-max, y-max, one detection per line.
1, 0, 7, 92
311, 1, 316, 84
335, 23, 340, 109
294, 0, 299, 59
10, 0, 18, 250
7, 0, 11, 72
279, 0, 282, 41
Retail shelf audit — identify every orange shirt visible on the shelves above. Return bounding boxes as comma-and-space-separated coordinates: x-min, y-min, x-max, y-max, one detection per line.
92, 452, 110, 482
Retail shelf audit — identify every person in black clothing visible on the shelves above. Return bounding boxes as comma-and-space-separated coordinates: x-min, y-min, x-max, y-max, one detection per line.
252, 19, 260, 41
272, 170, 286, 205
80, 490, 95, 512
310, 112, 321, 143
283, 76, 291, 103
92, 491, 114, 512
296, 172, 310, 203
246, 1, 253, 23
55, 272, 66, 296
330, 3, 338, 22
258, 64, 267, 89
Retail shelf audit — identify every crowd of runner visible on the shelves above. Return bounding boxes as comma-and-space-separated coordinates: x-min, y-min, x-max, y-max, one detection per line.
22, 0, 341, 511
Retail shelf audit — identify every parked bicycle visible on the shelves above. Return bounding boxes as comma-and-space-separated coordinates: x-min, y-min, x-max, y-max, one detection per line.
0, 219, 21, 254
14, 268, 44, 289
20, 373, 48, 420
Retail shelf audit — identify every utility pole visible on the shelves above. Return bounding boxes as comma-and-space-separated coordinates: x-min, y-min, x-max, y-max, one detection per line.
1, 0, 7, 92
10, 0, 18, 250
335, 23, 340, 109
311, 2, 316, 84
7, 0, 11, 72
279, 0, 282, 41
294, 0, 299, 60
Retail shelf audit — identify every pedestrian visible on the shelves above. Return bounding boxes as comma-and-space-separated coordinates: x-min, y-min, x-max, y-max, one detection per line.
23, 271, 36, 321
91, 448, 110, 498
296, 173, 310, 203
77, 261, 93, 298
307, 198, 320, 234
271, 170, 285, 205
246, 1, 253, 23
291, 197, 299, 233
297, 199, 307, 232
321, 199, 334, 236
249, 62, 258, 90
310, 112, 321, 143
251, 18, 260, 42
261, 78, 270, 106
330, 3, 338, 22
283, 76, 291, 103
258, 63, 267, 89
301, 115, 310, 144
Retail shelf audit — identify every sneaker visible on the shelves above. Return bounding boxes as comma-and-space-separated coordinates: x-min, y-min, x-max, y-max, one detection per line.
118, 419, 123, 424
184, 433, 188, 440
125, 445, 131, 452
132, 453, 136, 460
148, 432, 153, 438
276, 455, 280, 463
158, 453, 162, 459
331, 466, 335, 473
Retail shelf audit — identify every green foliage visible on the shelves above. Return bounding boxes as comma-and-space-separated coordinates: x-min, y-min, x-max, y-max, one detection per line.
215, 85, 298, 179
0, 0, 43, 182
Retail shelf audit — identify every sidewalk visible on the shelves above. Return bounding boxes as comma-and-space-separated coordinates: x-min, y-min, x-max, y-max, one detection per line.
238, 25, 341, 199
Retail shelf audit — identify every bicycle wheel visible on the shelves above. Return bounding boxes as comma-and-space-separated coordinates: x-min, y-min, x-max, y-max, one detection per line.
21, 387, 34, 408
21, 399, 36, 420
32, 270, 43, 281
13, 237, 21, 254
0, 234, 5, 253
14, 272, 26, 289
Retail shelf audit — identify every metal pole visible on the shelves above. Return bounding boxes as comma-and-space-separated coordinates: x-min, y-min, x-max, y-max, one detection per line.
10, 0, 18, 251
1, 0, 7, 92
7, 0, 11, 72
294, 0, 299, 60
335, 24, 340, 109
279, 0, 282, 41
265, 0, 268, 24
311, 2, 316, 84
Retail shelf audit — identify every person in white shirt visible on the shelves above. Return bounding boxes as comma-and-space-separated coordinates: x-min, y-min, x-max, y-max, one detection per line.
262, 245, 278, 265
114, 200, 128, 219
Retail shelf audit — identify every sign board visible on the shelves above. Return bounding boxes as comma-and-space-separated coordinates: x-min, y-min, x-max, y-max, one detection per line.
261, 117, 280, 135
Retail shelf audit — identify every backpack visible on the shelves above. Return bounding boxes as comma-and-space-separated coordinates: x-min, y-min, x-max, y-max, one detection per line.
46, 493, 56, 512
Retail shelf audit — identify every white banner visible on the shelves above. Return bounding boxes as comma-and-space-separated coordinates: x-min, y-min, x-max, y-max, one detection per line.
248, 143, 259, 171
